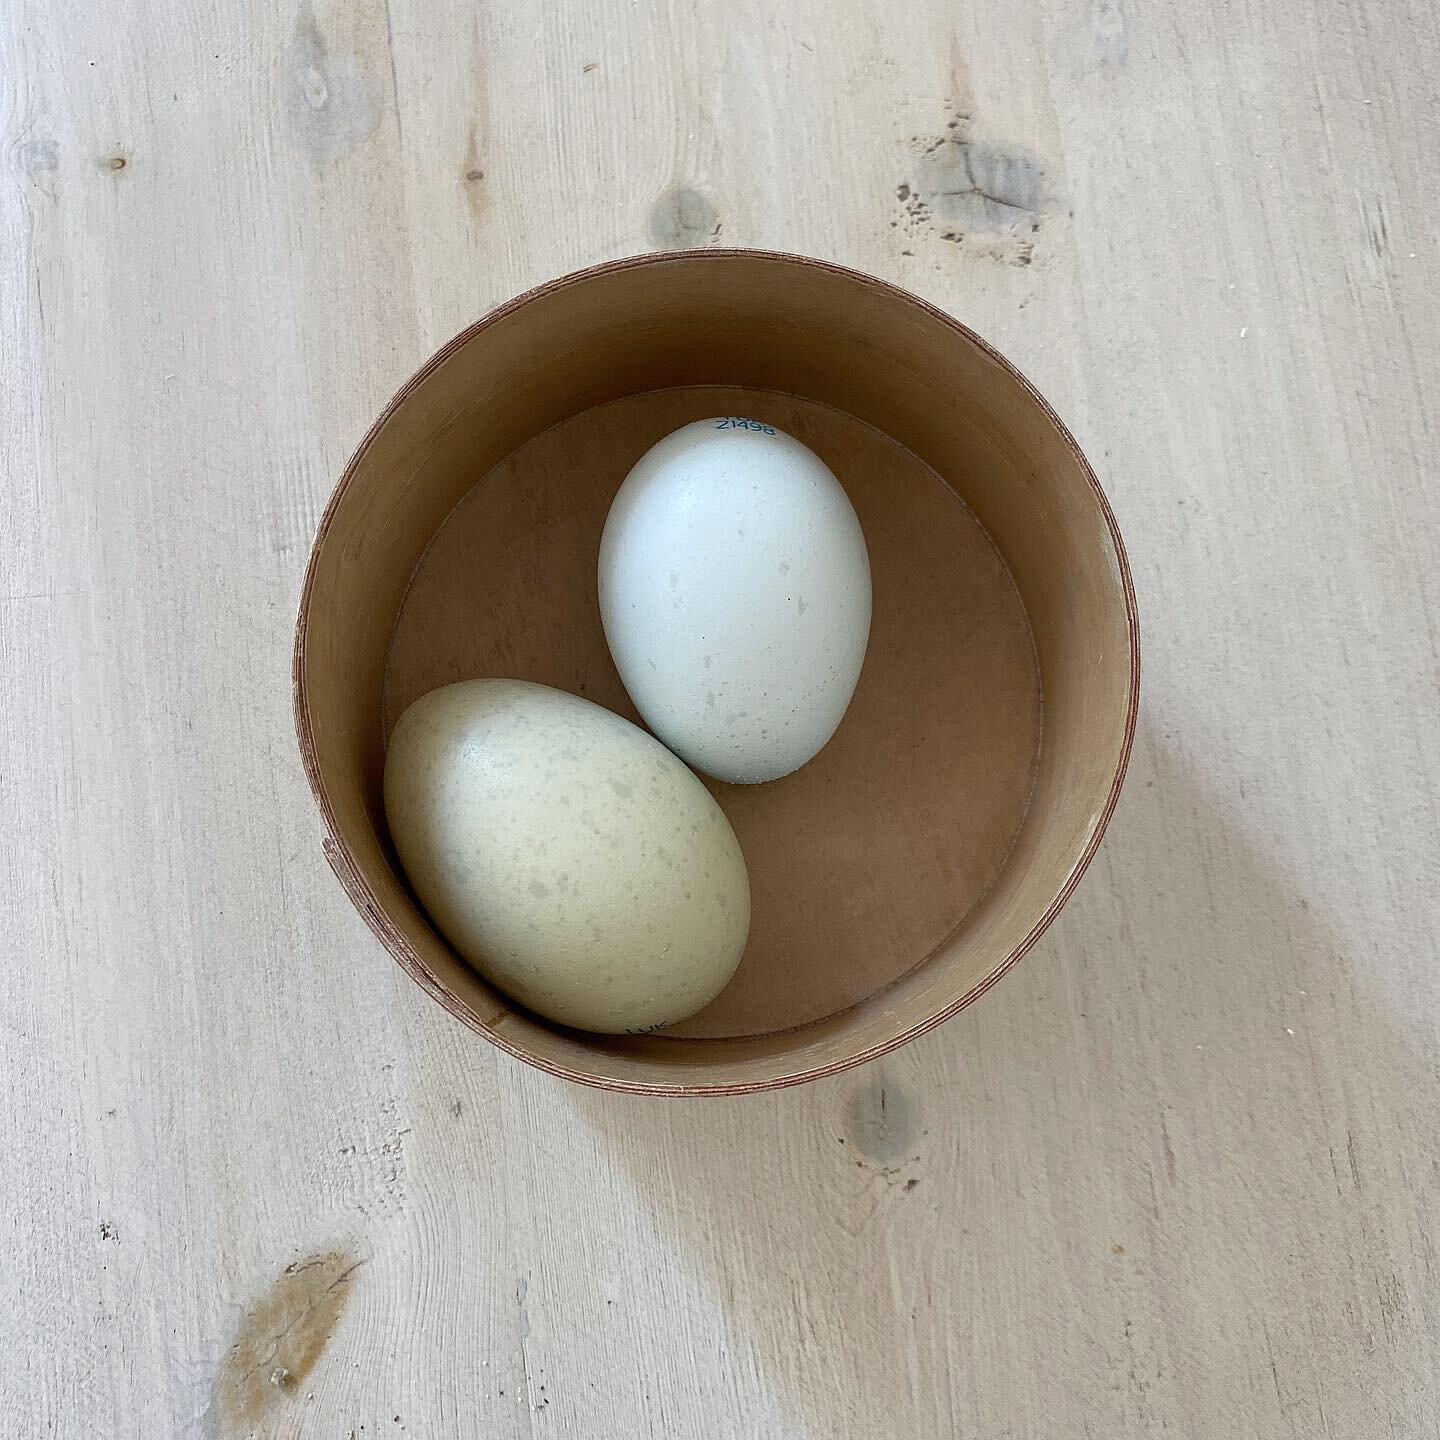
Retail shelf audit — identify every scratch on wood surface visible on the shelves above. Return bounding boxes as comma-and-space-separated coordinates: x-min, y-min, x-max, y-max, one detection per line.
382, 0, 403, 144
1159, 1113, 1177, 1183
1261, 1320, 1285, 1413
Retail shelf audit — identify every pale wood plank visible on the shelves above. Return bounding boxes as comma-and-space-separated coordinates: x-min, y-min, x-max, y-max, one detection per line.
3, 0, 1438, 1433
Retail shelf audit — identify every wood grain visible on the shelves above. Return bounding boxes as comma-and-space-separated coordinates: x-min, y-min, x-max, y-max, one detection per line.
3, 0, 1438, 1433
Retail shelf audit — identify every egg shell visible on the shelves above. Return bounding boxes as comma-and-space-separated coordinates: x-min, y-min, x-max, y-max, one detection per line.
383, 679, 750, 1033
598, 417, 872, 784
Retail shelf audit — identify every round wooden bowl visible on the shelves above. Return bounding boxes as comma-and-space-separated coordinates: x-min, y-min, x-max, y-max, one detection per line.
294, 250, 1139, 1095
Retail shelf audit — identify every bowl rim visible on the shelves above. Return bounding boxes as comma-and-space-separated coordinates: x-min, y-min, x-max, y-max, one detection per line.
293, 246, 1141, 1096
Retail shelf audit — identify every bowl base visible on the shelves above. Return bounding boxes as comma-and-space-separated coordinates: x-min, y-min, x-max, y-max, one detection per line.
384, 386, 1041, 1039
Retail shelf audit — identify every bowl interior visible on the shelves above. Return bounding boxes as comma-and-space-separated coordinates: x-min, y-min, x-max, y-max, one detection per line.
296, 252, 1137, 1093
384, 386, 1041, 1037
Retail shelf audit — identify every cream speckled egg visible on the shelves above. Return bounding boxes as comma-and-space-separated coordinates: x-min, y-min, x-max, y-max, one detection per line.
383, 680, 750, 1033
598, 417, 872, 784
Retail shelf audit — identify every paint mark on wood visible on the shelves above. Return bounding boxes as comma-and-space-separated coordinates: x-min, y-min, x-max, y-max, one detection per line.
649, 187, 722, 250
928, 137, 1046, 223
1090, 1, 1128, 67
847, 1076, 915, 1162
285, 3, 381, 165
212, 1249, 363, 1434
19, 138, 59, 176
894, 105, 1059, 267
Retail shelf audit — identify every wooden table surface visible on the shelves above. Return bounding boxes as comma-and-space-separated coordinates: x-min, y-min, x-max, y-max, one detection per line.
5, 0, 1439, 1435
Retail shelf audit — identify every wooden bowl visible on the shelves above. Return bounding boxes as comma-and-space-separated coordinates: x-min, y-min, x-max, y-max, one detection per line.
294, 250, 1138, 1095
